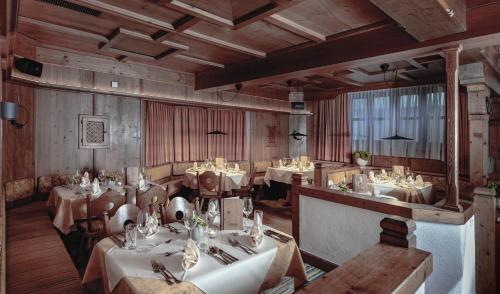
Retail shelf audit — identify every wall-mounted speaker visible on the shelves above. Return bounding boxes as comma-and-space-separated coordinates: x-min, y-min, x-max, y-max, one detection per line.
291, 101, 305, 110
15, 58, 43, 77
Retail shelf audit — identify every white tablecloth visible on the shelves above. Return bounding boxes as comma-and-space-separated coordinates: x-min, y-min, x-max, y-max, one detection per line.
264, 167, 314, 186
183, 169, 248, 192
367, 182, 433, 203
46, 185, 124, 234
104, 223, 277, 294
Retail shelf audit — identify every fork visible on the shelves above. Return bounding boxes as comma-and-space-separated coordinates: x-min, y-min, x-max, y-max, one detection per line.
156, 261, 182, 283
229, 238, 257, 255
151, 260, 173, 285
209, 246, 238, 263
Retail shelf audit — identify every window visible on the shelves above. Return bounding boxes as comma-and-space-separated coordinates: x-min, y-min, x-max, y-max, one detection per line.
349, 84, 445, 160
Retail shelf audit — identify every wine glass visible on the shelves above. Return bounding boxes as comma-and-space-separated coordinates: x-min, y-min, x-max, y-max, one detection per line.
183, 209, 196, 239
207, 199, 219, 238
137, 210, 150, 238
73, 170, 81, 185
242, 197, 253, 232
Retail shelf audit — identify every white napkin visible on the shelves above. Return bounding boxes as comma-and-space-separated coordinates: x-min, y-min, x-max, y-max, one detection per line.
298, 162, 304, 172
80, 171, 90, 187
92, 178, 100, 195
309, 162, 315, 169
234, 163, 240, 172
415, 175, 424, 187
138, 173, 146, 190
327, 179, 334, 188
194, 162, 198, 169
183, 238, 200, 270
369, 171, 376, 182
279, 159, 283, 168
381, 169, 387, 177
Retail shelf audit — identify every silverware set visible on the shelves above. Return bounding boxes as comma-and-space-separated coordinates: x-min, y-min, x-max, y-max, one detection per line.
264, 230, 292, 243
164, 249, 184, 257
228, 238, 257, 255
207, 246, 238, 265
166, 224, 180, 234
151, 260, 181, 284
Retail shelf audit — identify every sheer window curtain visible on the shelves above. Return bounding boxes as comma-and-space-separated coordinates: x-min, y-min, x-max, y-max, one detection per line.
349, 84, 445, 160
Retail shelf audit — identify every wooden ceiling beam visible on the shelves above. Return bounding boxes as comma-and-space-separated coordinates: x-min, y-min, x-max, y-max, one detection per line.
158, 0, 234, 27
318, 73, 364, 87
152, 14, 199, 42
195, 3, 500, 90
480, 46, 500, 75
182, 29, 266, 58
232, 0, 307, 29
265, 15, 326, 42
174, 54, 225, 68
155, 48, 180, 61
369, 0, 467, 41
406, 58, 426, 70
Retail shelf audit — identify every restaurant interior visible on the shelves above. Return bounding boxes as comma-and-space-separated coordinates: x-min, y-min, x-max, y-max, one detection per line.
0, 0, 499, 293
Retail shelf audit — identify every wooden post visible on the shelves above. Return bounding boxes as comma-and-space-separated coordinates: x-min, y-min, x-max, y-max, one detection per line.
380, 216, 416, 248
473, 187, 496, 294
313, 162, 323, 187
291, 173, 307, 246
442, 44, 463, 212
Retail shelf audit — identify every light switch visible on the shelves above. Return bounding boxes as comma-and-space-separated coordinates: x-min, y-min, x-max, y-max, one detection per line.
111, 81, 119, 88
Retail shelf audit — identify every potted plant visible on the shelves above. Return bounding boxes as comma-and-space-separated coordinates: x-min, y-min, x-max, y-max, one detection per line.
353, 150, 370, 167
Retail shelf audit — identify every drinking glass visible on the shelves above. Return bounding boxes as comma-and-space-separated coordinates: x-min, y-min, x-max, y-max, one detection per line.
137, 210, 150, 237
207, 199, 219, 238
243, 197, 253, 232
74, 170, 81, 185
183, 209, 196, 239
125, 223, 137, 249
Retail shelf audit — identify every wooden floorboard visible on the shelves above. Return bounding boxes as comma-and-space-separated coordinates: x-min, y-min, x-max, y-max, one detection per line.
5, 201, 82, 294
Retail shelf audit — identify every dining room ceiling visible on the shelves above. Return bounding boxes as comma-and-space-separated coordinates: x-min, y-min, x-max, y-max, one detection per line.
5, 0, 500, 98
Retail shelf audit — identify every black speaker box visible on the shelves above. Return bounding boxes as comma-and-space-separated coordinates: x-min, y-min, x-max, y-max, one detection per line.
15, 58, 43, 77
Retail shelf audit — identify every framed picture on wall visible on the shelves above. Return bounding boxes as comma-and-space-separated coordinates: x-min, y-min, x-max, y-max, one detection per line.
79, 114, 110, 149
265, 125, 278, 147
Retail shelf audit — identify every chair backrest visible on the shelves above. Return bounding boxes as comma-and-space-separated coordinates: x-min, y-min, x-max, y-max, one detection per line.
103, 204, 140, 235
254, 161, 272, 173
136, 185, 168, 210
159, 196, 194, 224
86, 190, 125, 231
125, 167, 140, 186
197, 171, 222, 193
392, 165, 405, 176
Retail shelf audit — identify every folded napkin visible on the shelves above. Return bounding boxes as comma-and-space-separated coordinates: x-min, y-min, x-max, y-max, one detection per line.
92, 178, 100, 195
415, 175, 424, 187
80, 171, 90, 187
279, 159, 283, 168
381, 169, 387, 177
309, 162, 315, 170
183, 238, 200, 270
369, 171, 376, 183
298, 162, 304, 172
234, 163, 240, 172
194, 161, 198, 168
138, 173, 146, 190
327, 179, 334, 188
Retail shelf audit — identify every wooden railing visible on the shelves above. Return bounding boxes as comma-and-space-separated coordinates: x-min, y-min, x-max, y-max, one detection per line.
297, 216, 432, 293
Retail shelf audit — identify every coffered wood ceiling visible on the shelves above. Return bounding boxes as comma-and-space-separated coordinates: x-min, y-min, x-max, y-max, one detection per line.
1, 0, 500, 98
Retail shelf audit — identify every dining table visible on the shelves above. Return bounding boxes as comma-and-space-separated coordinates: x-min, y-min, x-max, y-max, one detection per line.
182, 167, 248, 192
263, 166, 315, 186
82, 223, 307, 294
367, 180, 433, 204
46, 184, 126, 234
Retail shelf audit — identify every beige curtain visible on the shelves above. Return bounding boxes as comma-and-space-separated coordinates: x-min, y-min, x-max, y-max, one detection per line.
145, 101, 247, 166
315, 93, 351, 162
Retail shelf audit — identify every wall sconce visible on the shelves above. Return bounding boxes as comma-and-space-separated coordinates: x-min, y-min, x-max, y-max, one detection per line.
1, 101, 28, 129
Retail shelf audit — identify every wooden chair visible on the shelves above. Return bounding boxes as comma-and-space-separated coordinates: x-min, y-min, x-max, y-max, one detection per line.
103, 204, 140, 235
77, 190, 125, 254
232, 163, 256, 199
136, 185, 168, 210
159, 196, 193, 225
197, 171, 223, 210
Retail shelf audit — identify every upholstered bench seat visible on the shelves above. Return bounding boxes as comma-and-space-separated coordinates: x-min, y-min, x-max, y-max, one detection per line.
6, 201, 82, 294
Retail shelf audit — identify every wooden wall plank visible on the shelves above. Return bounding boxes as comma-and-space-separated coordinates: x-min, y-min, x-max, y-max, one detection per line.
250, 111, 289, 161
93, 94, 141, 172
35, 88, 93, 176
2, 82, 34, 183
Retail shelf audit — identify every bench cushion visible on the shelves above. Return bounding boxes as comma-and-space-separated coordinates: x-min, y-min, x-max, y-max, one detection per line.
172, 162, 193, 176
5, 178, 34, 203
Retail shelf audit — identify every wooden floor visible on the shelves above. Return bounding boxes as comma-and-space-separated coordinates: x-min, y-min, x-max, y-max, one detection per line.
6, 201, 82, 294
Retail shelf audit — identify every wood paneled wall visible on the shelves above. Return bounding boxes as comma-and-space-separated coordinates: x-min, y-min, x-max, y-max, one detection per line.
2, 82, 34, 183
35, 88, 141, 177
250, 111, 289, 162
94, 95, 141, 171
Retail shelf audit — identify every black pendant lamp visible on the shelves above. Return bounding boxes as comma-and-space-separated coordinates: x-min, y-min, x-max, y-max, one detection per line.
207, 85, 241, 135
379, 63, 413, 141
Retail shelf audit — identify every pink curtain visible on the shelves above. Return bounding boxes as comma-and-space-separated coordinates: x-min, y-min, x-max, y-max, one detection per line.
315, 93, 351, 162
207, 109, 247, 160
145, 101, 247, 166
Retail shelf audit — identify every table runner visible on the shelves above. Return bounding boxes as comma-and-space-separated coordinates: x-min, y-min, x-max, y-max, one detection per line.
183, 169, 248, 192
264, 167, 315, 186
83, 224, 307, 294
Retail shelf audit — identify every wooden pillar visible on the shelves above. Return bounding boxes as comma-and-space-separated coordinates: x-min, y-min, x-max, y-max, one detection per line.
473, 187, 496, 294
380, 216, 416, 248
291, 173, 307, 245
313, 162, 323, 187
442, 45, 463, 212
